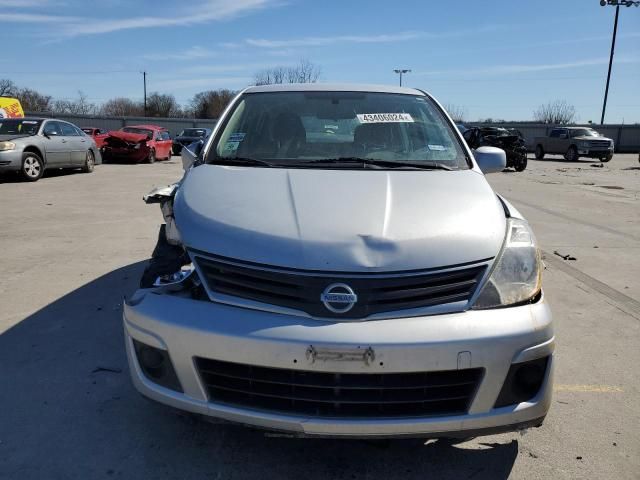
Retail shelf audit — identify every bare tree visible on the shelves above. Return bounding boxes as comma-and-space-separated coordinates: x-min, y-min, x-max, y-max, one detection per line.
443, 103, 466, 123
52, 91, 96, 115
188, 89, 237, 119
0, 79, 17, 97
16, 88, 52, 112
100, 97, 144, 117
254, 59, 321, 85
533, 100, 576, 124
146, 92, 181, 117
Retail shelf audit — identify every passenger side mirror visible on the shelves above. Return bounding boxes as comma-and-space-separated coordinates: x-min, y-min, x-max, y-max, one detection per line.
474, 146, 506, 174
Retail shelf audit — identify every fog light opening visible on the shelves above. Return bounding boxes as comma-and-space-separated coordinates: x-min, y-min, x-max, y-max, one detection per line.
132, 339, 183, 393
494, 356, 549, 408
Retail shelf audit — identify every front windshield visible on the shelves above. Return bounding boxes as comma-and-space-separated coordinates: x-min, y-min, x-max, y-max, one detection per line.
0, 119, 42, 136
181, 128, 207, 137
571, 128, 600, 137
209, 91, 468, 169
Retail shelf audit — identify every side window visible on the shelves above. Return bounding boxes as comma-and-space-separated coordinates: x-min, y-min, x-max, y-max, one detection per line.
60, 123, 79, 136
161, 131, 170, 140
43, 121, 62, 136
558, 129, 568, 138
549, 129, 560, 138
74, 126, 85, 136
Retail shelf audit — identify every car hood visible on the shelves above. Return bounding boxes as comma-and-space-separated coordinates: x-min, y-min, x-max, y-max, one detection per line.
174, 165, 506, 272
0, 134, 31, 141
574, 135, 612, 142
176, 136, 203, 142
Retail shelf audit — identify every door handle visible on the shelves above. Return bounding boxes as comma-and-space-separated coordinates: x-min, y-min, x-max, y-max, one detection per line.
61, 139, 67, 143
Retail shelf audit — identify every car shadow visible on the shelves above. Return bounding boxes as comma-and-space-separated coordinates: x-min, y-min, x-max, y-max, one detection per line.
0, 261, 519, 479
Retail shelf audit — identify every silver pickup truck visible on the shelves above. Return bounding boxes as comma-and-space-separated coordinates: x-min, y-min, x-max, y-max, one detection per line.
534, 127, 614, 162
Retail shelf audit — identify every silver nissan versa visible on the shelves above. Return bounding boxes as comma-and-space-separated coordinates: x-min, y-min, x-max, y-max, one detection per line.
124, 84, 554, 438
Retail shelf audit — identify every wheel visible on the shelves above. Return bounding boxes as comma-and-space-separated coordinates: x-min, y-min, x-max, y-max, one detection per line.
534, 145, 545, 160
147, 148, 156, 164
564, 146, 578, 162
82, 149, 95, 173
600, 154, 612, 163
20, 152, 44, 182
514, 155, 527, 172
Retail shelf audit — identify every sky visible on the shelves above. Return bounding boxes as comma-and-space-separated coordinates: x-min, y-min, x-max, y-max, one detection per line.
3, 0, 639, 123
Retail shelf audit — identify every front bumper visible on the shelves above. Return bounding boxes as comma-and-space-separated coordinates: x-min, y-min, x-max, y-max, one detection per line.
123, 291, 554, 437
577, 147, 614, 158
0, 149, 23, 172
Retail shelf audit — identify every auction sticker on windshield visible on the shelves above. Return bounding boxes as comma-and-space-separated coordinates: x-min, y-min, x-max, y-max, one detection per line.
357, 113, 414, 123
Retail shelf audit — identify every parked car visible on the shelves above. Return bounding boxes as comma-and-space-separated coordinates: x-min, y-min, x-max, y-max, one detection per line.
172, 128, 211, 155
0, 117, 100, 181
534, 127, 614, 162
102, 125, 172, 163
463, 126, 528, 171
126, 84, 553, 439
81, 127, 109, 148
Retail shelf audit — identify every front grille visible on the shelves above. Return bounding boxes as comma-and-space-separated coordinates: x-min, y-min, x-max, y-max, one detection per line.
194, 255, 487, 319
196, 357, 483, 418
589, 140, 611, 148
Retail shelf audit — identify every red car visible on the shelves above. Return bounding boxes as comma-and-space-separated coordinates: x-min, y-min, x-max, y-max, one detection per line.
102, 125, 172, 163
81, 127, 109, 148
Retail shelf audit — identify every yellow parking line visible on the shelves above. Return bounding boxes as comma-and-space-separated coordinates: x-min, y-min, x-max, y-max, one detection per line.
554, 384, 624, 393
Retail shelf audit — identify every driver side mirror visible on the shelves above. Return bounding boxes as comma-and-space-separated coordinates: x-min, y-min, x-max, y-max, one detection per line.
181, 140, 204, 171
474, 146, 506, 174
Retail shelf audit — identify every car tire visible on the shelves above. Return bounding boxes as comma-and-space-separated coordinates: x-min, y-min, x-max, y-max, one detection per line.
82, 149, 95, 173
564, 146, 578, 162
147, 148, 156, 164
514, 155, 527, 172
20, 152, 44, 182
600, 154, 612, 163
534, 145, 545, 160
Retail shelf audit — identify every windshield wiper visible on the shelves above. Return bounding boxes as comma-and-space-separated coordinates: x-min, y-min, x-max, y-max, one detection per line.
302, 157, 454, 170
210, 157, 276, 167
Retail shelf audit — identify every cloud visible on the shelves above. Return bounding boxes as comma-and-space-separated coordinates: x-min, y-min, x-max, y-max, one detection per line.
416, 57, 640, 77
4, 0, 278, 38
3, 13, 80, 23
243, 25, 511, 49
0, 0, 54, 6
245, 31, 426, 48
151, 76, 252, 91
143, 46, 217, 62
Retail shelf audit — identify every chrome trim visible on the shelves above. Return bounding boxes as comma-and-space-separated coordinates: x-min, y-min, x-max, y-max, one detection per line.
189, 250, 494, 321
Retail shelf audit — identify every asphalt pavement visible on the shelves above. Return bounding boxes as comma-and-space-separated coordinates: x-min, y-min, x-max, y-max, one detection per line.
0, 153, 638, 479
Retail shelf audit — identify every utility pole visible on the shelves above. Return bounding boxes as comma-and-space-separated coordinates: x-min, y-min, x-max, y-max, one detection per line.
599, 0, 639, 124
393, 69, 411, 87
142, 71, 147, 117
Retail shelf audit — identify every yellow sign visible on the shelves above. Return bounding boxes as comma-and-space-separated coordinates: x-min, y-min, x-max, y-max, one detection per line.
0, 97, 25, 118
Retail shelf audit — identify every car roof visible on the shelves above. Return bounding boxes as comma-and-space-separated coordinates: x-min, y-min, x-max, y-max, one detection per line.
244, 83, 425, 96
124, 124, 166, 130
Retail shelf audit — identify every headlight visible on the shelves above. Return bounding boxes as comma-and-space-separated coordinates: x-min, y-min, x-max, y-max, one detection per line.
472, 218, 542, 309
134, 143, 141, 149
578, 141, 589, 148
0, 141, 16, 151
153, 263, 198, 290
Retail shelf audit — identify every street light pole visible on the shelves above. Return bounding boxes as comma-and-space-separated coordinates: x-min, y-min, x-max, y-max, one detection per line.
393, 69, 411, 87
599, 0, 639, 124
142, 71, 147, 117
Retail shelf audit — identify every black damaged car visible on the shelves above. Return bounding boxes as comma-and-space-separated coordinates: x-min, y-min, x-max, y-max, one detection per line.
172, 128, 212, 155
463, 127, 528, 172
